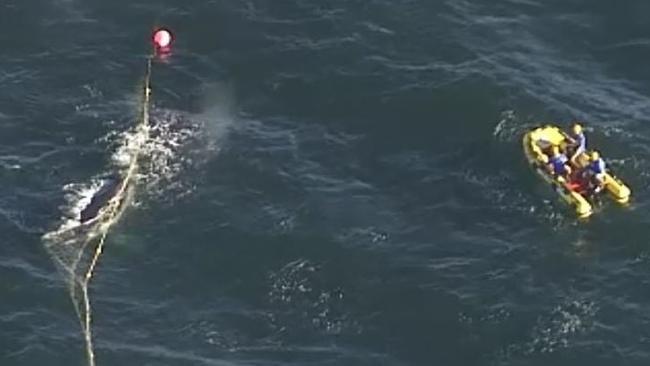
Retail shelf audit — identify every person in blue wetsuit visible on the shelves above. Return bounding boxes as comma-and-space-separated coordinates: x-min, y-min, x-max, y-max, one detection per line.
546, 145, 572, 180
566, 122, 586, 163
582, 150, 606, 194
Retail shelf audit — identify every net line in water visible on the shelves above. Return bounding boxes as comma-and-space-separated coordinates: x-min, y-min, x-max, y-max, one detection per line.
43, 55, 154, 366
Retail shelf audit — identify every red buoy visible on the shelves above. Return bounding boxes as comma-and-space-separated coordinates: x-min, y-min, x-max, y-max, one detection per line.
153, 28, 173, 50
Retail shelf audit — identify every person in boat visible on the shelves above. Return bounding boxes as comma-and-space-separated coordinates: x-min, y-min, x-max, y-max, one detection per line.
581, 150, 607, 194
546, 145, 572, 180
564, 122, 586, 164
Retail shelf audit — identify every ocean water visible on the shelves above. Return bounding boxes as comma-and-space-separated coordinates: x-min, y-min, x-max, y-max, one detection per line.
3, 1, 650, 365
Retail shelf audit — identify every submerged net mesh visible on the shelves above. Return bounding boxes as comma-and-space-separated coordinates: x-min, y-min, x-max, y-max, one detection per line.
42, 56, 153, 366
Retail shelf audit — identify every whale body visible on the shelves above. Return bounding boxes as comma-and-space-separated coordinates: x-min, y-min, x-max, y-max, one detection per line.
80, 176, 123, 223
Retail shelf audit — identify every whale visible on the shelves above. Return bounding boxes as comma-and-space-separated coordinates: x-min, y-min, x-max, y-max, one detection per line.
79, 175, 123, 223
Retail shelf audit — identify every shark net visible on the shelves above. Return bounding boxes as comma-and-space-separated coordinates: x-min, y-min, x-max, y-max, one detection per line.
42, 56, 154, 366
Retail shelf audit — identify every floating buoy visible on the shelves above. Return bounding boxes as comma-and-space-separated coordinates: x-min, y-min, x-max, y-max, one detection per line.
152, 28, 173, 50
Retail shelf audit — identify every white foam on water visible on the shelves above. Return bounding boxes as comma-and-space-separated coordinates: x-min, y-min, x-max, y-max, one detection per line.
268, 259, 357, 336
493, 299, 597, 364
135, 83, 237, 204
525, 300, 597, 354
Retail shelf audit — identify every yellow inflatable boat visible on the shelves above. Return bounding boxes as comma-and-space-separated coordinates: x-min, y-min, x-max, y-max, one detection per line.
522, 125, 631, 218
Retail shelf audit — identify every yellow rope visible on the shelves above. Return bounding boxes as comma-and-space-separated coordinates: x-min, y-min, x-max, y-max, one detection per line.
77, 56, 153, 366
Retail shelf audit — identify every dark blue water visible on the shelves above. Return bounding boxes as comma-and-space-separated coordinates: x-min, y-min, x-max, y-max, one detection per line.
3, 1, 650, 365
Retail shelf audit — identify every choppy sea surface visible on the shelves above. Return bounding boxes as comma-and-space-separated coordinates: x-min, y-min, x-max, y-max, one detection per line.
3, 1, 650, 365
